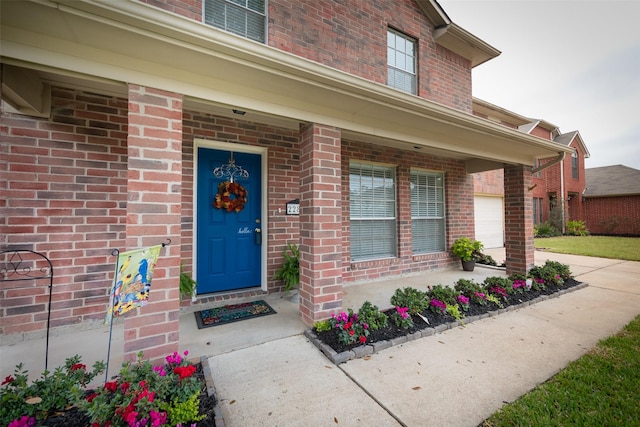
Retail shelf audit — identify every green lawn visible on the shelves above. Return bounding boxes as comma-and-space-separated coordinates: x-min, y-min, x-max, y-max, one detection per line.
534, 236, 640, 261
481, 315, 640, 426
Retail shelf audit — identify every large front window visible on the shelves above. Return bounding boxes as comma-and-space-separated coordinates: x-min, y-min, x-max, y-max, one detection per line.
204, 0, 266, 43
350, 163, 397, 261
387, 28, 417, 94
411, 170, 445, 254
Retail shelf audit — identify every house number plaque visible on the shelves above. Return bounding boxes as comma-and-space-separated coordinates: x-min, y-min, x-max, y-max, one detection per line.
286, 199, 300, 215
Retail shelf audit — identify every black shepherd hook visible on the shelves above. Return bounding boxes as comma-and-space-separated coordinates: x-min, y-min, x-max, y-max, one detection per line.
161, 238, 171, 248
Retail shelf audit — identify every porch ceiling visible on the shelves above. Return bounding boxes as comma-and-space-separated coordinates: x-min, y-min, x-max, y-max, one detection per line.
1, 0, 573, 172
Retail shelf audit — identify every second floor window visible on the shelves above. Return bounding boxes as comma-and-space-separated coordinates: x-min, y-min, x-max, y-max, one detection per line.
387, 29, 417, 94
204, 0, 266, 43
571, 151, 579, 179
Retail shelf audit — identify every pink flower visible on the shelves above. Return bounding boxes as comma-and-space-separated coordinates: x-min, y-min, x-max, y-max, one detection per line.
457, 295, 469, 305
153, 365, 166, 377
396, 306, 410, 319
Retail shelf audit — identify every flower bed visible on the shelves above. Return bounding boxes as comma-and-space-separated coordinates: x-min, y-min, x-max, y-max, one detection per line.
306, 261, 587, 364
0, 351, 217, 427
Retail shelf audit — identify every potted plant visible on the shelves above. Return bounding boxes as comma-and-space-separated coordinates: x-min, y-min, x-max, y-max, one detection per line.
272, 242, 300, 294
451, 237, 483, 271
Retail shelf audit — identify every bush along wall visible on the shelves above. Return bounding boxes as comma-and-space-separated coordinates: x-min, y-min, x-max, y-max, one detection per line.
306, 261, 587, 364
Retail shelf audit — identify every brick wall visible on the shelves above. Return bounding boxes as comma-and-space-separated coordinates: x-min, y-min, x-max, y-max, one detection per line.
1, 88, 128, 338
504, 165, 534, 274
341, 140, 472, 281
298, 123, 343, 324
122, 85, 183, 363
138, 0, 473, 112
584, 195, 640, 236
473, 169, 504, 195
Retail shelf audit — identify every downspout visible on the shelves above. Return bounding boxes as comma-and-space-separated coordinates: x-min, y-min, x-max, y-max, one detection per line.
559, 157, 565, 234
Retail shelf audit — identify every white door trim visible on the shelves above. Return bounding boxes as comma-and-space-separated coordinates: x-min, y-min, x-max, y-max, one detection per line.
193, 138, 268, 292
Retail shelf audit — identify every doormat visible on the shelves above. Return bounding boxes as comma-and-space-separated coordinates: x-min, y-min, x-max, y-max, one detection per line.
194, 300, 276, 329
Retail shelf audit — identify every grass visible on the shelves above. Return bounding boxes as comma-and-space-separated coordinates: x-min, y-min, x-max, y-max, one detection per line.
534, 236, 640, 261
482, 315, 640, 426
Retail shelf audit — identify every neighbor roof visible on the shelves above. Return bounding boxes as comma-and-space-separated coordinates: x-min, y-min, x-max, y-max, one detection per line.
554, 131, 590, 158
584, 165, 640, 197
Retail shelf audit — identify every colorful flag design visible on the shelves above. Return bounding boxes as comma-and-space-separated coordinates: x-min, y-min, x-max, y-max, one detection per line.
106, 245, 162, 323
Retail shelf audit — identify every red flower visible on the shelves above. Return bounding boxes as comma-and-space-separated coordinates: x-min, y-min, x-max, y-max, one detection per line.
344, 322, 352, 330
70, 363, 86, 372
120, 382, 130, 393
348, 329, 355, 336
104, 381, 118, 393
86, 393, 98, 403
2, 375, 14, 385
359, 335, 367, 344
173, 365, 196, 380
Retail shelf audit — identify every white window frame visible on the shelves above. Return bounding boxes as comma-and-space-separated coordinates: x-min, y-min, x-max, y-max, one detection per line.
204, 0, 267, 43
349, 162, 397, 262
387, 28, 417, 94
410, 169, 445, 254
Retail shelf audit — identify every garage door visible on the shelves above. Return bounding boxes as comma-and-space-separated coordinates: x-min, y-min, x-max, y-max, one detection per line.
474, 196, 504, 248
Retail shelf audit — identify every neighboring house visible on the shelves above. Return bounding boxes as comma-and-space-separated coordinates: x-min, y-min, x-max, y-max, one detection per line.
584, 165, 640, 236
1, 0, 573, 362
472, 100, 590, 246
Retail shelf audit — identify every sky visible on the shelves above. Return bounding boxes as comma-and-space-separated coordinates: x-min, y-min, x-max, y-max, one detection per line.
439, 0, 640, 170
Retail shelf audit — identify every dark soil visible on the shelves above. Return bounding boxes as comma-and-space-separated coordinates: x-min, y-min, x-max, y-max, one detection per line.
36, 363, 216, 427
315, 278, 583, 354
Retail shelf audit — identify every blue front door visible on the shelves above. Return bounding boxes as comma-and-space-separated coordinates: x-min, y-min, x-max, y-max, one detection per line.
197, 148, 262, 293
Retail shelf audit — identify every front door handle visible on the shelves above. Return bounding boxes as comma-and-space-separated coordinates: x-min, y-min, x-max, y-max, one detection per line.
255, 227, 262, 245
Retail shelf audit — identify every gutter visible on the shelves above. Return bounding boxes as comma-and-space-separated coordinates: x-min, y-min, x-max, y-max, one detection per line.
531, 152, 566, 174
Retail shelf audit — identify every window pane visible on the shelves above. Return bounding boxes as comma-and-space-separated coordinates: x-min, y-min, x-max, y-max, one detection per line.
411, 170, 445, 254
204, 0, 266, 43
350, 163, 397, 261
387, 28, 416, 94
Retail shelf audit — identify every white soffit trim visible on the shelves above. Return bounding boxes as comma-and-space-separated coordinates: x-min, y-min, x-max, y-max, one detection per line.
1, 0, 572, 166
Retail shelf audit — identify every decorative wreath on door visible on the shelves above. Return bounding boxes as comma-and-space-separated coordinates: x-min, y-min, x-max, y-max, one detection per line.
213, 181, 248, 212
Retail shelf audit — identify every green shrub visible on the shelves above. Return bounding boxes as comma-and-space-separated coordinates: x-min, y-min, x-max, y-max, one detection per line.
566, 220, 589, 236
357, 301, 388, 331
529, 260, 572, 288
475, 252, 498, 266
313, 319, 332, 332
426, 284, 458, 306
390, 287, 429, 315
535, 222, 560, 238
454, 279, 483, 297
483, 276, 511, 289
1, 356, 105, 425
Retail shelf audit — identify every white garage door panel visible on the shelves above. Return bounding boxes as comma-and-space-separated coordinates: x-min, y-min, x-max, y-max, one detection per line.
474, 196, 504, 248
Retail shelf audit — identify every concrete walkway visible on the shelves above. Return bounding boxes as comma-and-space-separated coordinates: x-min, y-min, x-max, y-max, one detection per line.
1, 251, 638, 426
207, 251, 640, 426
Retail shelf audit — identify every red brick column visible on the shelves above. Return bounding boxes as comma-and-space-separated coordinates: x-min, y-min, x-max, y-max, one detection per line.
504, 164, 534, 275
298, 123, 342, 325
123, 85, 182, 363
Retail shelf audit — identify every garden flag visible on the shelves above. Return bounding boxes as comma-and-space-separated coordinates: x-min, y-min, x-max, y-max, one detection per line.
105, 245, 162, 323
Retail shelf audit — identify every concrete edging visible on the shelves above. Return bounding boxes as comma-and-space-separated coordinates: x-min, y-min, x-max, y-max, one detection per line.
305, 282, 589, 365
